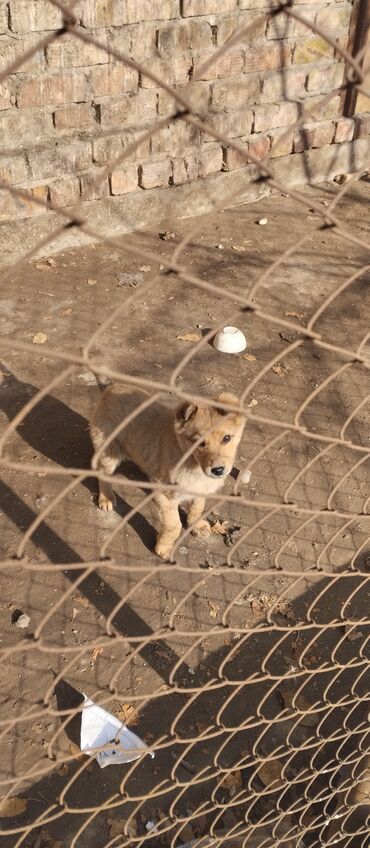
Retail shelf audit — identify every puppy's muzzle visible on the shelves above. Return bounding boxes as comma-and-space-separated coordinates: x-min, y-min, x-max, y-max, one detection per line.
211, 465, 225, 477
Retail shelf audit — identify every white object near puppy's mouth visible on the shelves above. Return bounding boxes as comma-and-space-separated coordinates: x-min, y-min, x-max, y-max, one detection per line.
213, 326, 247, 354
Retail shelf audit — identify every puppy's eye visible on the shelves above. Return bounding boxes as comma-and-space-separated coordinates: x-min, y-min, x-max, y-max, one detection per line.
222, 434, 232, 444
199, 440, 206, 448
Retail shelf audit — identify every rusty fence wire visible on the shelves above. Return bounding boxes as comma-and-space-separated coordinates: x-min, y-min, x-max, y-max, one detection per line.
0, 1, 370, 847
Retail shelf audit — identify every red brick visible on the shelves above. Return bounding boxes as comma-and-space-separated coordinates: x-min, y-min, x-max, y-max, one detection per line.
244, 43, 292, 73
260, 68, 307, 102
89, 65, 138, 97
0, 81, 12, 109
151, 121, 201, 154
335, 117, 355, 143
198, 143, 222, 176
46, 35, 109, 68
17, 71, 88, 108
316, 5, 352, 33
193, 48, 244, 81
356, 114, 370, 138
223, 139, 248, 170
212, 75, 261, 111
81, 0, 178, 25
48, 176, 80, 207
205, 109, 253, 139
269, 127, 295, 158
306, 63, 344, 93
0, 2, 8, 32
141, 52, 193, 87
139, 158, 172, 189
0, 183, 48, 220
0, 35, 46, 74
92, 131, 150, 165
294, 120, 334, 152
0, 154, 27, 184
157, 19, 213, 53
0, 109, 53, 149
53, 103, 96, 131
254, 101, 299, 132
158, 81, 210, 116
182, 0, 236, 14
99, 90, 157, 128
266, 8, 316, 40
110, 165, 138, 194
218, 11, 266, 45
249, 133, 270, 160
171, 155, 198, 184
302, 94, 341, 121
224, 133, 270, 169
80, 169, 110, 201
293, 36, 334, 64
27, 142, 91, 180
9, 0, 62, 32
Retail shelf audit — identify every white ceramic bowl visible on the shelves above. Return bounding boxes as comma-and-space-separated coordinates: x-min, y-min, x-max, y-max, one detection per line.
213, 326, 247, 354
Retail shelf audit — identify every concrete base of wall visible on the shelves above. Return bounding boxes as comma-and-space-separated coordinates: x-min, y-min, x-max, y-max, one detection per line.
0, 138, 369, 268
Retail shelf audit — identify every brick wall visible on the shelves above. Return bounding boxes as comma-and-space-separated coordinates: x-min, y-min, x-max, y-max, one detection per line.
0, 0, 368, 234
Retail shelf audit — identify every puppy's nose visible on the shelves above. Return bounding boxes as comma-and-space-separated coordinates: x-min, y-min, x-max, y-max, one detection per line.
211, 465, 225, 477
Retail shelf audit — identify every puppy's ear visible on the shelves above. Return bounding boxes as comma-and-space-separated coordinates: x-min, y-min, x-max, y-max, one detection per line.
175, 401, 198, 430
214, 392, 240, 415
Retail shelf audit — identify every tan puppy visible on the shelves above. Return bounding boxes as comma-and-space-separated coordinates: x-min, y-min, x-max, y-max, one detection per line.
90, 384, 245, 560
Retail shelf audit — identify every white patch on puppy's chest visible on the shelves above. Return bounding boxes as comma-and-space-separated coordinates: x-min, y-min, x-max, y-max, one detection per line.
175, 466, 222, 501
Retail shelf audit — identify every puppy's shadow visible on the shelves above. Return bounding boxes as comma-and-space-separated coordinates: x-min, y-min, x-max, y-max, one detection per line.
0, 365, 156, 553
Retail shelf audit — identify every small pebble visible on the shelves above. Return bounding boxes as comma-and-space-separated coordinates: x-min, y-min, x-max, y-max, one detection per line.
257, 217, 268, 226
14, 613, 30, 629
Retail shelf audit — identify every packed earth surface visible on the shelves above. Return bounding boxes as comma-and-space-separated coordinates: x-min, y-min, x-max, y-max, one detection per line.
1, 179, 370, 847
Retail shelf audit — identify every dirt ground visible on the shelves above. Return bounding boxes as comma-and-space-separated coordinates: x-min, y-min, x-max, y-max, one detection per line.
1, 179, 370, 848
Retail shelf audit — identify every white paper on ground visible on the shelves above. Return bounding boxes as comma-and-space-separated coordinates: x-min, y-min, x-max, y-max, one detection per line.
80, 695, 154, 768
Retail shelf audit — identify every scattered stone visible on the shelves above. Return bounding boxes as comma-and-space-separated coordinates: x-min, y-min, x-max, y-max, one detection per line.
159, 231, 176, 240
116, 272, 143, 287
257, 217, 268, 225
13, 612, 30, 629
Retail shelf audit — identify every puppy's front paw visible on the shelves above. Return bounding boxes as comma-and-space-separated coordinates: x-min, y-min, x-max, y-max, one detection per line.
191, 518, 211, 538
98, 492, 116, 512
155, 536, 176, 561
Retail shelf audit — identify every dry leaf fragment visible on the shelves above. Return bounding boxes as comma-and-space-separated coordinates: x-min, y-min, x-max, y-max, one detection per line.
271, 363, 286, 377
74, 595, 89, 608
282, 690, 318, 726
211, 519, 229, 536
176, 332, 201, 342
58, 763, 69, 776
284, 310, 304, 319
220, 770, 242, 795
231, 244, 246, 252
91, 647, 103, 662
242, 353, 256, 361
35, 260, 53, 271
159, 230, 177, 240
248, 398, 258, 407
107, 817, 137, 839
257, 758, 283, 787
87, 278, 97, 286
0, 796, 28, 817
116, 703, 139, 726
63, 307, 73, 316
37, 830, 63, 848
208, 601, 219, 619
32, 332, 47, 345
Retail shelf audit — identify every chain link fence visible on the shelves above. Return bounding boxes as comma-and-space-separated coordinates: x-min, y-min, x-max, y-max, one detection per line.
0, 1, 370, 847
